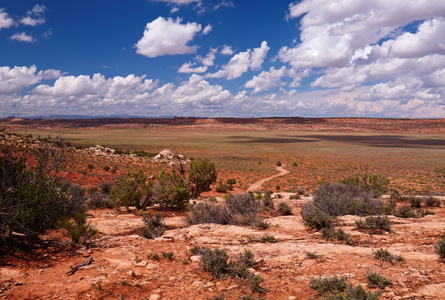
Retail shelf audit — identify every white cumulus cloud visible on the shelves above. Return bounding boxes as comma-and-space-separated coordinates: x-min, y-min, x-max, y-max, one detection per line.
0, 8, 15, 29
244, 67, 287, 94
21, 4, 46, 26
135, 17, 204, 57
207, 41, 270, 80
11, 32, 35, 42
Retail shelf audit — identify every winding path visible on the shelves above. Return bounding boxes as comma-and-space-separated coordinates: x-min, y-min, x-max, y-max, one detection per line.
247, 165, 290, 192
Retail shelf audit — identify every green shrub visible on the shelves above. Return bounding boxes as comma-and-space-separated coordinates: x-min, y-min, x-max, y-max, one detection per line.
87, 164, 94, 171
312, 182, 382, 217
418, 208, 434, 217
141, 212, 166, 239
301, 204, 334, 230
396, 206, 417, 218
109, 170, 153, 210
355, 215, 392, 232
409, 196, 422, 208
278, 202, 292, 215
296, 187, 306, 195
260, 235, 278, 243
249, 274, 267, 294
147, 252, 160, 260
306, 252, 322, 259
373, 248, 404, 263
382, 199, 396, 215
366, 271, 392, 289
226, 178, 237, 185
321, 228, 352, 245
226, 193, 260, 222
87, 191, 112, 209
424, 196, 441, 207
162, 251, 174, 260
340, 174, 390, 197
252, 218, 270, 230
0, 140, 86, 241
189, 158, 217, 198
434, 237, 445, 261
262, 194, 274, 210
185, 201, 231, 225
103, 166, 110, 172
216, 183, 232, 193
59, 212, 98, 244
153, 170, 190, 209
309, 276, 349, 294
276, 161, 282, 167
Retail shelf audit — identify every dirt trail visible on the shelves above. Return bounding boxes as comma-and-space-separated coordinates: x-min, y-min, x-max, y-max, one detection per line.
247, 165, 290, 192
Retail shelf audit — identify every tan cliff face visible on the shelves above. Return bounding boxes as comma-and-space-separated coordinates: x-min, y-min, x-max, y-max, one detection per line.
2, 194, 445, 300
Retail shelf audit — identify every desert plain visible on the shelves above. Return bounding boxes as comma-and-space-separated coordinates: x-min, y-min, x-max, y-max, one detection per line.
1, 117, 445, 300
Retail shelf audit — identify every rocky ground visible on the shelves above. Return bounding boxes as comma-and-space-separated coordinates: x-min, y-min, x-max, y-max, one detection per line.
1, 194, 444, 299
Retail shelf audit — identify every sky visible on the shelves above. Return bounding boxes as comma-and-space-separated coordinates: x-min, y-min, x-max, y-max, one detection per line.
1, 0, 445, 118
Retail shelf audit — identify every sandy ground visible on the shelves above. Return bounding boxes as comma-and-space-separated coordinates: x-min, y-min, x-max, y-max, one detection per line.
1, 194, 445, 299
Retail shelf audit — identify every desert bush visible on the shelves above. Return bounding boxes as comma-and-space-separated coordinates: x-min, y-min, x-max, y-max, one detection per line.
306, 251, 322, 259
252, 218, 270, 230
216, 183, 232, 193
226, 178, 237, 185
152, 170, 189, 209
409, 196, 422, 208
366, 271, 392, 289
147, 252, 160, 260
309, 276, 349, 295
382, 199, 396, 215
355, 215, 392, 232
110, 170, 153, 210
103, 166, 110, 172
321, 228, 352, 244
262, 194, 274, 210
434, 237, 445, 261
100, 181, 113, 194
59, 212, 97, 244
185, 201, 232, 225
188, 158, 217, 198
396, 206, 417, 218
340, 173, 390, 197
249, 274, 267, 294
141, 212, 166, 239
424, 196, 441, 207
162, 251, 174, 260
0, 139, 86, 240
260, 235, 278, 243
312, 182, 382, 217
86, 191, 112, 209
278, 202, 292, 215
226, 193, 260, 222
301, 204, 334, 230
373, 248, 404, 263
310, 275, 379, 299
418, 208, 434, 217
296, 187, 306, 195
276, 161, 282, 167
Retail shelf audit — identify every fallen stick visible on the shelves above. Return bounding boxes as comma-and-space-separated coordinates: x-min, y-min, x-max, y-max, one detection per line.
66, 257, 94, 276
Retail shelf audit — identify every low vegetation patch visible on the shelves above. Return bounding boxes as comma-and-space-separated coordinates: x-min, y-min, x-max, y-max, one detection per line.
434, 236, 445, 261
310, 275, 379, 299
186, 193, 260, 225
301, 204, 334, 230
373, 248, 404, 264
141, 212, 166, 239
355, 215, 392, 232
278, 202, 292, 215
424, 196, 441, 207
306, 251, 322, 259
366, 271, 392, 289
192, 247, 267, 295
321, 228, 352, 245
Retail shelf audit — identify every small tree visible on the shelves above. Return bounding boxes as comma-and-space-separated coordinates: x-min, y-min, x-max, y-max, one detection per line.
109, 170, 153, 210
152, 171, 189, 209
188, 158, 217, 198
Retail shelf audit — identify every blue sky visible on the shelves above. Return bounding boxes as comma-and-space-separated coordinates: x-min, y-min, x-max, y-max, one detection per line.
1, 0, 445, 118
